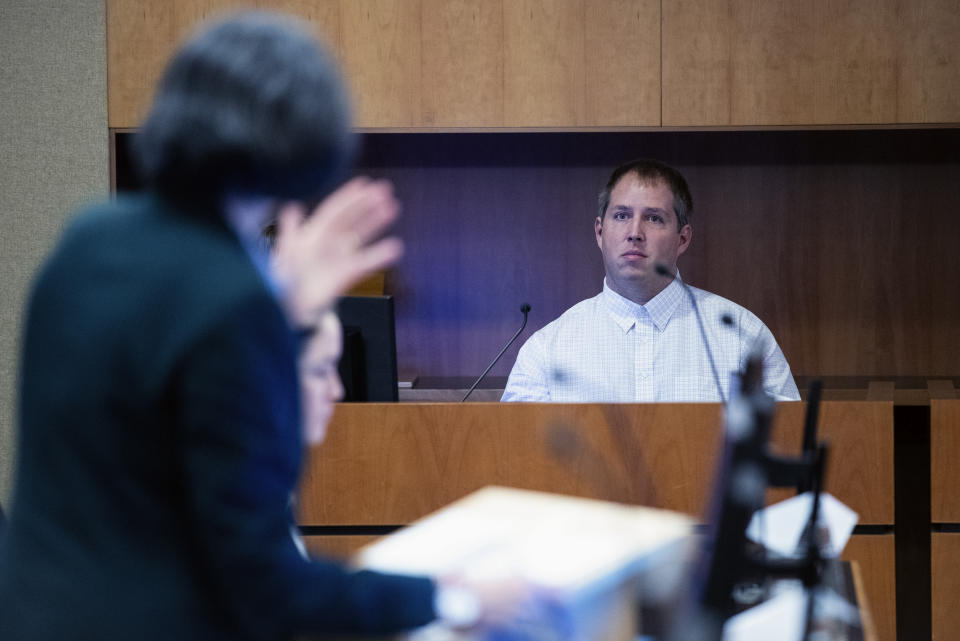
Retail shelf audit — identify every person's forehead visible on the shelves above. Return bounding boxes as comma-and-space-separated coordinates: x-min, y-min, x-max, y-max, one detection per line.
610, 174, 674, 209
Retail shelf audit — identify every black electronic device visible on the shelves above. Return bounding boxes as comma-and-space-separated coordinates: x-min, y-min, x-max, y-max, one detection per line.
335, 295, 399, 402
668, 360, 829, 641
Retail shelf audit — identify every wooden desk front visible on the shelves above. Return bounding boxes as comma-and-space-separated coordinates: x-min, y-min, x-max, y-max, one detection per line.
297, 401, 894, 639
298, 402, 892, 525
929, 399, 960, 641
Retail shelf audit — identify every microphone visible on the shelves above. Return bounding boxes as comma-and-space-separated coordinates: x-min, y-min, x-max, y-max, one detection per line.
655, 264, 726, 404
461, 303, 531, 402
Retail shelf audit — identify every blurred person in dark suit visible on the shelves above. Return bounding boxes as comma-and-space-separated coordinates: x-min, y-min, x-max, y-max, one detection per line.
0, 12, 515, 641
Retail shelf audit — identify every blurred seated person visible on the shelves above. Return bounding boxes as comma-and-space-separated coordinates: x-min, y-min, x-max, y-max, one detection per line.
0, 11, 523, 641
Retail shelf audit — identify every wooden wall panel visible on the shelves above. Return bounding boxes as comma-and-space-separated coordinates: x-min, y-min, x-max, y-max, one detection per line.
503, 0, 586, 126
663, 0, 815, 126
355, 129, 960, 380
339, 0, 421, 127
421, 0, 503, 127
107, 0, 177, 128
298, 403, 723, 525
932, 532, 960, 641
931, 400, 960, 522
109, 0, 662, 128
845, 535, 896, 641
108, 0, 960, 128
583, 0, 661, 126
302, 534, 380, 560
296, 401, 893, 526
107, 0, 340, 128
811, 2, 899, 124
662, 0, 959, 125
898, 0, 960, 124
660, 0, 731, 127
768, 402, 894, 524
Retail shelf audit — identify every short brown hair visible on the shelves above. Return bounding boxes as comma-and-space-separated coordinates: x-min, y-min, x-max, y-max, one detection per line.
597, 159, 693, 231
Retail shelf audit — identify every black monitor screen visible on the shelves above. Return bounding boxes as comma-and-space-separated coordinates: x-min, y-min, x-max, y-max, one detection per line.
335, 295, 399, 402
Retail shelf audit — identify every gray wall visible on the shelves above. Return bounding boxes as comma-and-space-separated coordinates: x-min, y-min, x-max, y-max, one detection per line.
0, 1, 108, 506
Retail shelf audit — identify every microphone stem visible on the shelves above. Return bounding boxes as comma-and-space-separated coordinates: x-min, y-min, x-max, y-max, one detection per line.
685, 286, 727, 405
462, 313, 529, 402
658, 267, 727, 405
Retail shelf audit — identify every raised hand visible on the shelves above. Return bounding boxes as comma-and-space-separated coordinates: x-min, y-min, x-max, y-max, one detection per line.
272, 177, 404, 327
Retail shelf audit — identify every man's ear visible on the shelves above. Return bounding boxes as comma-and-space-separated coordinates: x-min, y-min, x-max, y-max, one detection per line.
677, 224, 693, 256
595, 216, 603, 249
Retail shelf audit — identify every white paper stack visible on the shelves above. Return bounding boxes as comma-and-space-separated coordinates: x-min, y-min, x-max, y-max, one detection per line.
358, 486, 695, 641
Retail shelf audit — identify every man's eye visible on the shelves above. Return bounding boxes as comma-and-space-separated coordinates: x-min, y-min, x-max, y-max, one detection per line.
613, 212, 629, 220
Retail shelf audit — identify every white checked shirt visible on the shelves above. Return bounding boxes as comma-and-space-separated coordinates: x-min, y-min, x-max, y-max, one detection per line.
501, 277, 800, 402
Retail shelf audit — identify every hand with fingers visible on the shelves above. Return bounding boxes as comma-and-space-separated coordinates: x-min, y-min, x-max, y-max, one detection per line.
272, 177, 404, 327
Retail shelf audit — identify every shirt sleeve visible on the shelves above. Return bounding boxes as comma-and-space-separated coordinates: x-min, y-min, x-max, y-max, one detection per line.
501, 331, 551, 402
176, 292, 436, 638
758, 326, 801, 401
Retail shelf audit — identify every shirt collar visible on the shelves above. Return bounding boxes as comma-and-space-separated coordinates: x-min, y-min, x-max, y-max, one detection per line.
600, 274, 685, 333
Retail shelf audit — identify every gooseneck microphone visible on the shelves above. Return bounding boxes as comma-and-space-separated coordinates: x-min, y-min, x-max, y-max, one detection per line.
461, 303, 531, 402
655, 264, 727, 404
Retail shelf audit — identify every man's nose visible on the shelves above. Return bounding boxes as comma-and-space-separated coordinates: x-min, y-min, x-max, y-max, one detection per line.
627, 218, 645, 241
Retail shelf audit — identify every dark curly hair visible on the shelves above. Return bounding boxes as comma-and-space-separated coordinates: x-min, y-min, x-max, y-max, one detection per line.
134, 11, 354, 215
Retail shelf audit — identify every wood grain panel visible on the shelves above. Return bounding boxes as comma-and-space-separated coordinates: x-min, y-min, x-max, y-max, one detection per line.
302, 534, 381, 559
355, 130, 960, 380
107, 0, 340, 128
812, 1, 899, 124
420, 0, 503, 127
296, 401, 893, 525
932, 532, 960, 641
583, 0, 660, 126
675, 156, 960, 378
662, 0, 959, 126
663, 0, 817, 126
661, 0, 731, 126
298, 403, 722, 524
768, 402, 894, 524
898, 0, 960, 123
339, 0, 421, 127
931, 400, 960, 522
844, 535, 896, 641
726, 0, 817, 125
254, 1, 341, 52
503, 0, 585, 126
107, 0, 176, 127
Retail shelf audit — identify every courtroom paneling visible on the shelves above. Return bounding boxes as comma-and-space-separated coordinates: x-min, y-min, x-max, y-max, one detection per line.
932, 532, 960, 641
768, 402, 894, 525
583, 0, 661, 126
420, 0, 503, 127
845, 535, 896, 641
107, 0, 340, 127
339, 0, 421, 127
931, 400, 960, 523
897, 0, 960, 124
354, 130, 960, 381
302, 534, 381, 560
663, 0, 817, 126
662, 0, 959, 125
108, 0, 661, 128
502, 1, 585, 126
296, 401, 893, 526
107, 0, 176, 128
298, 403, 722, 524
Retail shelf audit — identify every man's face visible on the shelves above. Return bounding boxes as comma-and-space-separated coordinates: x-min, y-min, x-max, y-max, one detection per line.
299, 314, 344, 445
595, 174, 692, 303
